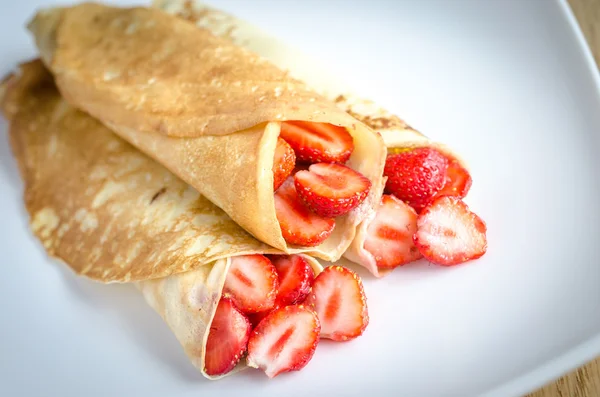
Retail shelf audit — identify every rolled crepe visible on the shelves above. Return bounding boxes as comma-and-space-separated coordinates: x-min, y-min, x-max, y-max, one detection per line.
1, 60, 322, 379
155, 0, 469, 277
26, 3, 387, 260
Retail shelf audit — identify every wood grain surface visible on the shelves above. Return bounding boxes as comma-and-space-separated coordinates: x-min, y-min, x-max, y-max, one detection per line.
525, 0, 600, 396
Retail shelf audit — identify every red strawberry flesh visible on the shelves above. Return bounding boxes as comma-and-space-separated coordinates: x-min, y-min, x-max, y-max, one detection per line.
280, 121, 354, 164
384, 147, 448, 212
270, 254, 315, 306
246, 305, 320, 378
435, 157, 472, 199
294, 163, 371, 218
414, 196, 487, 266
204, 298, 252, 377
363, 194, 422, 269
223, 254, 279, 313
305, 266, 368, 341
274, 177, 335, 247
273, 138, 296, 191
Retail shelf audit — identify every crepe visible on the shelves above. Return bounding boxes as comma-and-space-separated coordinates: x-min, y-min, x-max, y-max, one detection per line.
155, 0, 469, 277
1, 59, 322, 379
26, 3, 387, 260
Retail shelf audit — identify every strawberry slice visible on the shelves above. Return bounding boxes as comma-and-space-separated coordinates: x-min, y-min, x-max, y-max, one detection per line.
414, 196, 487, 266
279, 121, 354, 163
294, 163, 372, 218
246, 305, 320, 378
273, 138, 296, 191
248, 304, 282, 329
223, 255, 279, 313
204, 298, 252, 376
274, 177, 336, 247
384, 147, 449, 212
435, 157, 472, 199
363, 194, 422, 269
305, 266, 368, 341
270, 255, 315, 306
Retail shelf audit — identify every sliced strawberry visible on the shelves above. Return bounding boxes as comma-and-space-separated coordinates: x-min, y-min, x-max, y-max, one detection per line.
305, 266, 368, 341
223, 255, 279, 313
294, 163, 372, 218
363, 194, 422, 269
414, 196, 487, 266
204, 298, 252, 376
435, 157, 472, 199
273, 138, 296, 191
279, 121, 354, 163
270, 255, 315, 306
248, 304, 282, 329
246, 305, 320, 378
384, 147, 449, 212
274, 177, 335, 247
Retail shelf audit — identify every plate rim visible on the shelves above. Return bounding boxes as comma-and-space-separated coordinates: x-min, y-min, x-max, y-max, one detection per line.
482, 0, 600, 395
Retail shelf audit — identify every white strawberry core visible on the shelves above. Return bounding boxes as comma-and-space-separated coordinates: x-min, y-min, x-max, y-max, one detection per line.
418, 200, 485, 262
248, 309, 317, 378
313, 271, 364, 340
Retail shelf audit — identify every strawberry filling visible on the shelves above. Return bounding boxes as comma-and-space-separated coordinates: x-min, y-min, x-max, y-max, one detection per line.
364, 147, 486, 270
363, 195, 422, 270
273, 121, 372, 247
279, 121, 353, 164
274, 177, 335, 247
294, 163, 371, 218
383, 147, 472, 212
205, 255, 369, 377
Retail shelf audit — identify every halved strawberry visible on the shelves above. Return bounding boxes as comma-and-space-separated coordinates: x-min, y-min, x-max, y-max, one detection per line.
204, 298, 252, 376
223, 255, 279, 313
294, 163, 372, 218
305, 266, 368, 341
280, 121, 354, 163
248, 304, 282, 329
274, 177, 335, 247
247, 305, 320, 378
270, 255, 315, 306
435, 157, 472, 199
363, 194, 422, 269
384, 147, 449, 212
414, 196, 487, 266
273, 138, 296, 191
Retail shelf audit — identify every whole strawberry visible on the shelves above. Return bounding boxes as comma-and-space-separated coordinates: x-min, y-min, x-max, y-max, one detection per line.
384, 147, 449, 212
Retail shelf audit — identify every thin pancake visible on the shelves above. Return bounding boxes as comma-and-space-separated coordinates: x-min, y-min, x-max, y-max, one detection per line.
27, 4, 387, 258
1, 60, 323, 379
156, 0, 469, 277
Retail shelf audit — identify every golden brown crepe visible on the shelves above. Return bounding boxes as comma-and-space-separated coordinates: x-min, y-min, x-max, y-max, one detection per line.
1, 59, 322, 379
156, 0, 469, 277
27, 3, 387, 260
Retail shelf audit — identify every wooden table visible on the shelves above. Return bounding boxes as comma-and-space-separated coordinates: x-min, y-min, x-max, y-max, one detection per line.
526, 0, 599, 396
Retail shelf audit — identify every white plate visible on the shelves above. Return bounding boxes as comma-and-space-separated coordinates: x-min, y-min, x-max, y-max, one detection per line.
1, 0, 599, 396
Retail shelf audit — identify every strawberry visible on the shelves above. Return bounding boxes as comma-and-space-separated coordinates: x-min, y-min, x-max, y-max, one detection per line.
248, 304, 282, 329
223, 255, 279, 313
246, 305, 320, 378
384, 147, 449, 212
435, 157, 472, 199
270, 255, 315, 306
204, 298, 252, 376
274, 177, 336, 247
273, 138, 296, 191
294, 163, 372, 218
305, 266, 368, 341
414, 196, 487, 266
279, 121, 354, 163
363, 194, 422, 269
